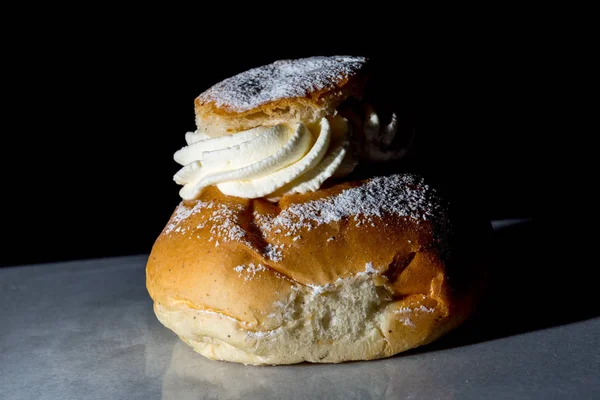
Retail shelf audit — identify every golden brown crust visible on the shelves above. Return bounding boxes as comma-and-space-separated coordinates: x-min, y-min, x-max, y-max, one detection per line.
195, 74, 361, 118
193, 56, 368, 135
146, 175, 479, 364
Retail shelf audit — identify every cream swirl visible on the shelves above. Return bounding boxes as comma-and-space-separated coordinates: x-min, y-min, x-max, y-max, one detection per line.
363, 110, 412, 161
173, 117, 351, 199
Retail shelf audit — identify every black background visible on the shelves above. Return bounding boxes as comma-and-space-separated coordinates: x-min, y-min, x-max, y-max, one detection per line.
2, 20, 533, 267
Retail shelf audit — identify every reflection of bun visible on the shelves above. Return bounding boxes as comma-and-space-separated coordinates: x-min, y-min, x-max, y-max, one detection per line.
147, 174, 480, 365
162, 340, 403, 399
193, 56, 367, 136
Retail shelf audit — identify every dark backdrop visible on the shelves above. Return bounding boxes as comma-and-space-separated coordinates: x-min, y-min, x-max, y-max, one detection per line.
2, 22, 533, 267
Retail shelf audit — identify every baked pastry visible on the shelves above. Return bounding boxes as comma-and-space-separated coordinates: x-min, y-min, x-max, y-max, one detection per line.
146, 56, 482, 365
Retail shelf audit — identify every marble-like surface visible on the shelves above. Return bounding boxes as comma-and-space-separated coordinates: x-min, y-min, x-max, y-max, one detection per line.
1, 220, 599, 399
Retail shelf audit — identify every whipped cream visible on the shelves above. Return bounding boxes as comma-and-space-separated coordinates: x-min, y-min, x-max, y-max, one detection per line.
363, 110, 410, 161
174, 117, 351, 199
173, 106, 410, 200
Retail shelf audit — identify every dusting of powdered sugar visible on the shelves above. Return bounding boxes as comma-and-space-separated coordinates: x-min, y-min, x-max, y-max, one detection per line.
203, 203, 250, 246
264, 243, 284, 262
234, 263, 294, 283
197, 56, 366, 112
397, 317, 415, 327
255, 174, 445, 236
165, 201, 209, 234
234, 263, 267, 281
394, 305, 436, 314
165, 201, 251, 247
394, 304, 436, 327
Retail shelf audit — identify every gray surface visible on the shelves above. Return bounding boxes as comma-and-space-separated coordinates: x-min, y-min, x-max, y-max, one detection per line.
1, 220, 598, 399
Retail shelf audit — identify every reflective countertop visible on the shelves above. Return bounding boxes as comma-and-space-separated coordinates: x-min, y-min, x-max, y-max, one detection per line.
2, 220, 599, 399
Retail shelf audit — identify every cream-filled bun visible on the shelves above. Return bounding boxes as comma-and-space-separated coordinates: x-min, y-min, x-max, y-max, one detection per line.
147, 56, 484, 365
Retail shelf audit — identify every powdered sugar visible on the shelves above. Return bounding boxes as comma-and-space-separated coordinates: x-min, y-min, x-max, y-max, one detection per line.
205, 203, 249, 246
398, 317, 415, 327
264, 243, 284, 262
198, 56, 366, 112
394, 304, 435, 327
165, 201, 251, 248
165, 201, 209, 234
393, 300, 436, 327
166, 174, 446, 265
394, 305, 436, 314
394, 305, 435, 327
234, 263, 267, 281
255, 174, 444, 235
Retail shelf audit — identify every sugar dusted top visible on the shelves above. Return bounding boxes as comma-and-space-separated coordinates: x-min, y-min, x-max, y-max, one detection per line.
166, 175, 448, 257
255, 174, 447, 236
197, 56, 367, 112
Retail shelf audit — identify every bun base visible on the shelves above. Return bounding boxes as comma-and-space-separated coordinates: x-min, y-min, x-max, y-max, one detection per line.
147, 175, 483, 364
153, 266, 470, 365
